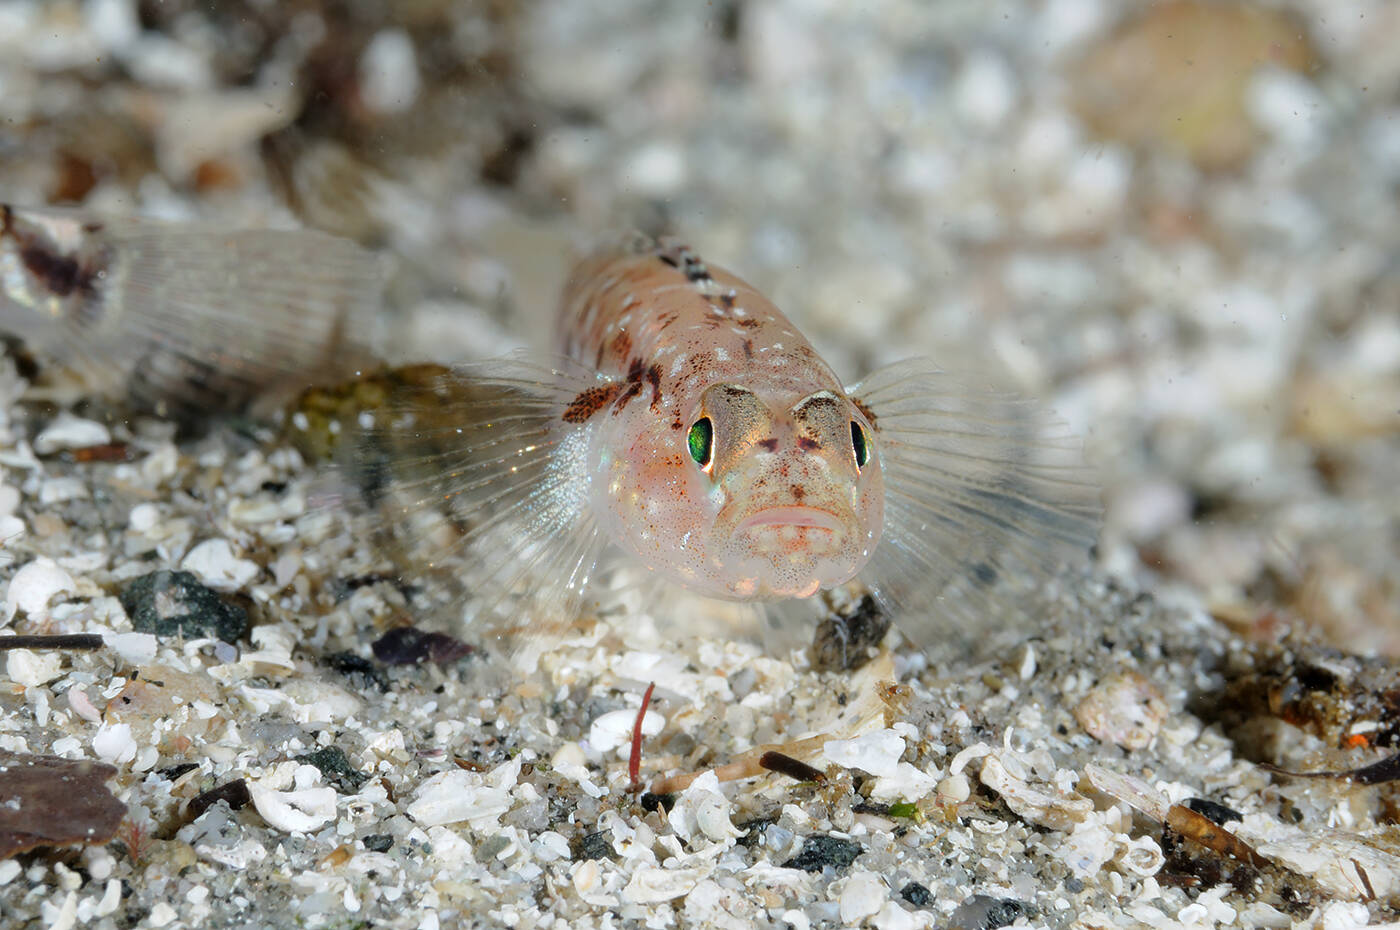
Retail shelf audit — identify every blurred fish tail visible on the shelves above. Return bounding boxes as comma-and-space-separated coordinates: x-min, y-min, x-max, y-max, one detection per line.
0, 204, 380, 421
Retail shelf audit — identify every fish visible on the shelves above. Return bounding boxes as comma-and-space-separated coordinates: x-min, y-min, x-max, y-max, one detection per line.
344, 235, 1101, 658
0, 206, 1100, 658
0, 204, 377, 422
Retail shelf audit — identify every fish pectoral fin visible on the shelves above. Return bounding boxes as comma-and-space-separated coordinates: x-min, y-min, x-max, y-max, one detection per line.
337, 354, 614, 653
848, 357, 1101, 658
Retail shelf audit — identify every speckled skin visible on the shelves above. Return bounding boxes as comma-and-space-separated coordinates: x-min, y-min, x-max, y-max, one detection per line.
558, 238, 884, 601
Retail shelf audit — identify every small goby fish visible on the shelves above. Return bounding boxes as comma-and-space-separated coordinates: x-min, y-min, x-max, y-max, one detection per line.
0, 204, 376, 421
0, 207, 1098, 656
353, 235, 1100, 656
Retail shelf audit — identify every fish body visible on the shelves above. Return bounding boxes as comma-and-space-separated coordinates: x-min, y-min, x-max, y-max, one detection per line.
356, 234, 1099, 655
0, 206, 1100, 656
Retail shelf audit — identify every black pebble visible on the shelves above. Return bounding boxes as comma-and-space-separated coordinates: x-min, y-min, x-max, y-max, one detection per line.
781, 834, 863, 873
1185, 797, 1243, 824
640, 792, 675, 813
810, 595, 892, 672
371, 627, 474, 666
900, 881, 932, 907
120, 570, 249, 643
321, 652, 391, 692
949, 894, 1035, 930
362, 834, 394, 853
295, 746, 369, 794
186, 778, 252, 820
572, 831, 614, 861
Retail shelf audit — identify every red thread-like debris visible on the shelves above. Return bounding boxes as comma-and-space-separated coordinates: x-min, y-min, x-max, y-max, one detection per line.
629, 681, 656, 791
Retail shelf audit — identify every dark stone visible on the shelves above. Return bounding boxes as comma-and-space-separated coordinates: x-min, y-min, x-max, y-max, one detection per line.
362, 833, 394, 853
949, 894, 1035, 929
120, 570, 248, 643
781, 834, 863, 873
900, 881, 932, 907
1064, 876, 1085, 893
157, 762, 200, 781
572, 830, 614, 861
186, 778, 251, 820
371, 626, 473, 666
1185, 797, 1243, 824
321, 651, 390, 692
640, 792, 674, 813
295, 746, 369, 794
810, 595, 892, 672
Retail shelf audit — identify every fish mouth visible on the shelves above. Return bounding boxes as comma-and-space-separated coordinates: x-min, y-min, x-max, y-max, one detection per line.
735, 506, 845, 536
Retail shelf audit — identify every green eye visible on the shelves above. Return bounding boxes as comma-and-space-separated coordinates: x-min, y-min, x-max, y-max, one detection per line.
851, 421, 870, 469
687, 417, 714, 470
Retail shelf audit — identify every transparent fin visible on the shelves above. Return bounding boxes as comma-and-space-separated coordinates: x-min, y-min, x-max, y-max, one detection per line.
850, 357, 1101, 658
335, 355, 613, 659
0, 204, 379, 419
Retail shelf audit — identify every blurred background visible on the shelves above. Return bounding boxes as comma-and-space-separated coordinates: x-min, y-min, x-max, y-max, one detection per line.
1, 0, 1396, 652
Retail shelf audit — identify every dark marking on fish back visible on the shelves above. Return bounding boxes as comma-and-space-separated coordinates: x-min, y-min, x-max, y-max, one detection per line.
563, 383, 621, 423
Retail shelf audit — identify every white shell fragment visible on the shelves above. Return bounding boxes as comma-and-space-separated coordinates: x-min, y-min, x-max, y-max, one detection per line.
32, 415, 110, 454
822, 727, 939, 802
248, 782, 338, 833
979, 753, 1093, 831
406, 757, 522, 830
3, 557, 76, 623
588, 706, 664, 754
180, 539, 260, 591
620, 864, 708, 904
1073, 670, 1168, 750
102, 632, 159, 666
1256, 832, 1400, 900
5, 649, 63, 687
92, 722, 138, 764
669, 772, 742, 847
838, 870, 889, 924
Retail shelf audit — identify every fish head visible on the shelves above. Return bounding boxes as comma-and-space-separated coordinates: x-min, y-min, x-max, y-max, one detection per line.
600, 379, 884, 601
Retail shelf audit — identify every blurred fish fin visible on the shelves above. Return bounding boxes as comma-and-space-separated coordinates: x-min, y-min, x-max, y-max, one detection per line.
850, 357, 1101, 658
337, 353, 616, 658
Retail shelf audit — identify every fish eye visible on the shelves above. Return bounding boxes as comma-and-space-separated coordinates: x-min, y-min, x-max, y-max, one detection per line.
851, 420, 871, 469
687, 417, 714, 471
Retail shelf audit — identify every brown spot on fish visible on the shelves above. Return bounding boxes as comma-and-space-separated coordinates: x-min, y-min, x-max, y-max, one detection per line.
611, 357, 653, 415
737, 317, 760, 329
757, 438, 779, 452
790, 485, 806, 501
797, 437, 820, 451
646, 363, 663, 412
563, 383, 621, 423
613, 381, 643, 413
742, 338, 755, 359
612, 330, 632, 360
